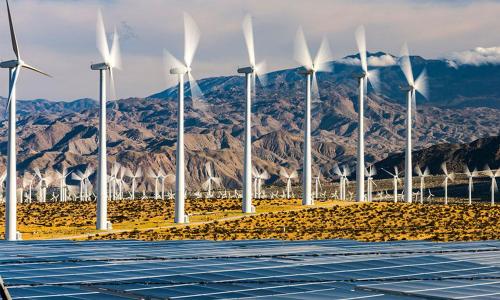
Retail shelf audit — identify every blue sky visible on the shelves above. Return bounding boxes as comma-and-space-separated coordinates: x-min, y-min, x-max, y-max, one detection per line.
1, 0, 499, 100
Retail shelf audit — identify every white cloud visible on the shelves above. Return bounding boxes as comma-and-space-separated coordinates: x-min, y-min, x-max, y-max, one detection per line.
445, 47, 500, 67
337, 54, 397, 67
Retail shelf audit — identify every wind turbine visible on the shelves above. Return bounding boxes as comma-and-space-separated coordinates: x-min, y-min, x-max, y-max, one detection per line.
21, 173, 33, 204
399, 44, 428, 203
54, 168, 71, 202
0, 172, 6, 203
147, 168, 161, 200
125, 166, 142, 200
294, 27, 331, 205
383, 167, 401, 203
464, 165, 478, 205
484, 165, 499, 205
202, 162, 221, 198
354, 26, 380, 202
82, 166, 94, 202
280, 168, 298, 199
365, 165, 377, 202
34, 168, 51, 203
441, 162, 454, 205
238, 14, 266, 213
252, 167, 269, 199
334, 165, 350, 200
164, 13, 203, 224
71, 171, 85, 201
91, 10, 121, 230
313, 171, 322, 200
415, 165, 430, 204
1, 0, 51, 241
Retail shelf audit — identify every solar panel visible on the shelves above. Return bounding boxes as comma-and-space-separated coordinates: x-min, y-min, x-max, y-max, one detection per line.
0, 239, 498, 299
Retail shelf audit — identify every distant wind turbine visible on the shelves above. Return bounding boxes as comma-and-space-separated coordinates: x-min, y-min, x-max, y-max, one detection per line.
354, 26, 380, 202
464, 165, 478, 205
238, 14, 266, 213
399, 44, 428, 203
125, 166, 142, 200
383, 167, 401, 203
280, 168, 298, 199
202, 163, 222, 198
294, 27, 331, 205
484, 165, 499, 205
164, 13, 203, 223
365, 165, 377, 202
1, 0, 51, 241
415, 165, 430, 204
91, 10, 121, 230
441, 162, 454, 205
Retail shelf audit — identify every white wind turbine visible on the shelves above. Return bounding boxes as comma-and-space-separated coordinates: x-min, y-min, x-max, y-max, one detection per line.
125, 166, 142, 200
294, 28, 331, 206
71, 171, 85, 201
383, 167, 401, 203
54, 168, 71, 202
415, 165, 430, 204
484, 165, 499, 205
109, 163, 121, 200
441, 162, 455, 205
399, 44, 428, 203
354, 26, 380, 203
34, 168, 52, 203
147, 168, 161, 200
0, 172, 6, 203
91, 10, 121, 230
238, 14, 267, 213
21, 173, 33, 204
202, 163, 222, 198
464, 165, 478, 205
365, 165, 377, 202
313, 171, 322, 200
82, 166, 94, 202
280, 168, 298, 199
1, 0, 51, 241
164, 13, 203, 224
334, 165, 350, 200
252, 167, 270, 199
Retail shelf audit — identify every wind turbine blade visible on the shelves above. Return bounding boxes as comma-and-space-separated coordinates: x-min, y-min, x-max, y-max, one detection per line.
6, 0, 20, 60
355, 25, 367, 72
424, 167, 430, 176
290, 170, 298, 179
242, 14, 255, 67
205, 162, 213, 177
313, 36, 332, 72
163, 49, 184, 70
495, 168, 500, 177
366, 69, 380, 92
415, 165, 423, 177
183, 12, 200, 67
441, 162, 448, 176
188, 72, 206, 110
6, 66, 20, 112
22, 64, 51, 77
483, 164, 493, 177
311, 72, 320, 103
96, 9, 110, 63
399, 43, 414, 86
415, 68, 428, 99
110, 28, 122, 70
411, 89, 418, 125
464, 165, 471, 177
255, 61, 267, 87
294, 27, 313, 69
279, 168, 289, 179
135, 167, 143, 178
108, 67, 117, 101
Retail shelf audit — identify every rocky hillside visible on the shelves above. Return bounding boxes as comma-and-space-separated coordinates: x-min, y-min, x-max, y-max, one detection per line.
0, 53, 498, 189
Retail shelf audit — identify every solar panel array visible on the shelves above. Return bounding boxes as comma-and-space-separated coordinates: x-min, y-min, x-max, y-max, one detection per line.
0, 239, 499, 299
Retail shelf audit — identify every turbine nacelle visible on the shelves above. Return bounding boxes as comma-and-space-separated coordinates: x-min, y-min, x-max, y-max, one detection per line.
237, 66, 254, 74
298, 67, 314, 76
90, 62, 110, 71
0, 59, 21, 69
170, 66, 191, 75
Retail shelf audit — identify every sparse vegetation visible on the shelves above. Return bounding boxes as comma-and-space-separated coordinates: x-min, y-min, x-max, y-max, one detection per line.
0, 198, 498, 242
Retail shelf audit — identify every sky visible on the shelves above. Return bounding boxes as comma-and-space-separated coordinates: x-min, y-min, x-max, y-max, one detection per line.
1, 0, 500, 101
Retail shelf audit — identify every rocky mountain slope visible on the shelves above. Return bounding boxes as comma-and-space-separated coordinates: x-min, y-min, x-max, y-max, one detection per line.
0, 53, 498, 189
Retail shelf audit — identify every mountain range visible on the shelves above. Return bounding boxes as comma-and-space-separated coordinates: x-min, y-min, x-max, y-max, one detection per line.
0, 53, 498, 189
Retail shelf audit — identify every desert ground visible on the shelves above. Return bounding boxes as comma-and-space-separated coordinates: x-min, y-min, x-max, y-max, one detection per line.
0, 190, 498, 242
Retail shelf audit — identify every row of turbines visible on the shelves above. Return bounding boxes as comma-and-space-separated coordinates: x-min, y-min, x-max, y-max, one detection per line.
0, 0, 495, 241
